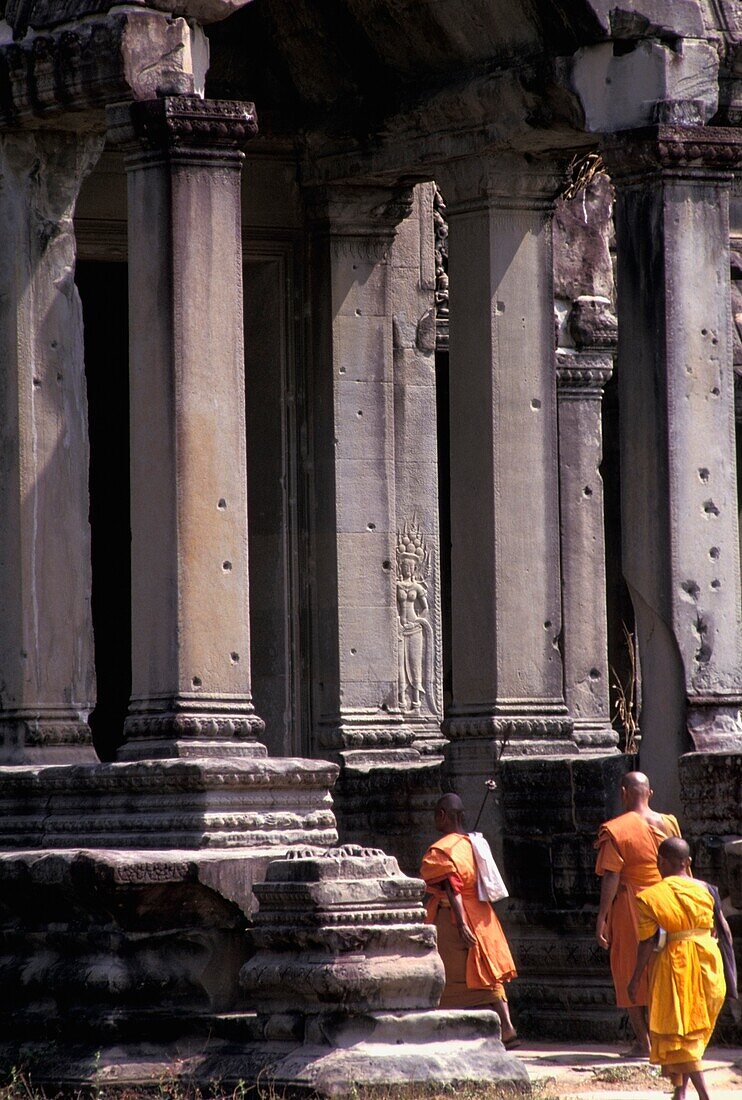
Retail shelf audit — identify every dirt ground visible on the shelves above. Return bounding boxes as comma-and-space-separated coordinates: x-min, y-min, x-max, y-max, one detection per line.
518, 1043, 742, 1100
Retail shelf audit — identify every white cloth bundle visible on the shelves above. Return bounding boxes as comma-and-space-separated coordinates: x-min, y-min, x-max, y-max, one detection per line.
468, 831, 509, 903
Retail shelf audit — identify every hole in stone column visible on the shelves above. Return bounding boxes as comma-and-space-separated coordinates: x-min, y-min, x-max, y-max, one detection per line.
711, 579, 721, 589
357, 410, 363, 417
703, 500, 720, 516
711, 387, 720, 396
382, 560, 391, 570
223, 560, 233, 571
217, 498, 227, 510
531, 398, 541, 410
712, 338, 718, 346
355, 308, 362, 316
583, 485, 593, 497
50, 340, 58, 349
702, 328, 708, 336
192, 676, 202, 688
589, 668, 601, 680
56, 372, 63, 383
367, 523, 376, 530
350, 648, 357, 655
698, 468, 710, 482
544, 620, 552, 629
230, 652, 240, 663
710, 547, 721, 559
32, 377, 41, 388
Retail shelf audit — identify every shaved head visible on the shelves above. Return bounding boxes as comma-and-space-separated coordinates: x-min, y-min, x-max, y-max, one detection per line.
433, 792, 466, 835
658, 836, 691, 869
436, 793, 464, 815
621, 772, 650, 794
620, 771, 653, 810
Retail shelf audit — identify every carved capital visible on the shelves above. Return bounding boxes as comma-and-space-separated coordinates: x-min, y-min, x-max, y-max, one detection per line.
603, 126, 742, 186
305, 183, 415, 250
556, 351, 613, 399
436, 152, 564, 215
106, 96, 258, 163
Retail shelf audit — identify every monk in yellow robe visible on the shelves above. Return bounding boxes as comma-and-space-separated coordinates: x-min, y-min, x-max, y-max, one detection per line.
595, 771, 680, 1055
628, 837, 725, 1100
420, 793, 518, 1047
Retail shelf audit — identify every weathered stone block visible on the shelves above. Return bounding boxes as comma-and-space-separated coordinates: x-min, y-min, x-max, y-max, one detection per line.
680, 752, 742, 836
236, 846, 528, 1095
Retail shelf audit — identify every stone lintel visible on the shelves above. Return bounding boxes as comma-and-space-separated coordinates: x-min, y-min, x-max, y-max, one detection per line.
0, 12, 209, 130
5, 0, 253, 38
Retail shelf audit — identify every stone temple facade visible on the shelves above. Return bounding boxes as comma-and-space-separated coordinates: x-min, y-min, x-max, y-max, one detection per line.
4, 0, 742, 1085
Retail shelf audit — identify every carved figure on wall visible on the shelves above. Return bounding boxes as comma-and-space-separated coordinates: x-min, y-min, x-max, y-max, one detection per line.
396, 521, 435, 712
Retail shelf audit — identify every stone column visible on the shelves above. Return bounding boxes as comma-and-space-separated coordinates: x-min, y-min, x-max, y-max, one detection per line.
606, 127, 742, 801
557, 301, 618, 753
390, 183, 445, 756
0, 130, 103, 762
438, 154, 574, 785
107, 96, 265, 760
306, 184, 419, 765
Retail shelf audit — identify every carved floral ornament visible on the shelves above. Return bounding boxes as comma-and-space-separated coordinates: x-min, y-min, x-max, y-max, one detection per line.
603, 125, 742, 184
106, 96, 259, 154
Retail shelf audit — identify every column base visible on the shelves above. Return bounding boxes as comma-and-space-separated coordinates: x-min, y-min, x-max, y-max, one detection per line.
687, 697, 742, 752
0, 711, 95, 764
120, 696, 267, 760
315, 710, 416, 753
571, 718, 620, 753
0, 1012, 528, 1096
443, 703, 576, 757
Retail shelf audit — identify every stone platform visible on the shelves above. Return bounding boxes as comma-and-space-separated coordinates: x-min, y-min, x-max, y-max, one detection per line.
0, 755, 340, 1063
0, 757, 338, 849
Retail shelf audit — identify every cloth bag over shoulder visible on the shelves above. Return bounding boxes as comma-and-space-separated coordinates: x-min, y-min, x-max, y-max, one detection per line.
468, 831, 509, 903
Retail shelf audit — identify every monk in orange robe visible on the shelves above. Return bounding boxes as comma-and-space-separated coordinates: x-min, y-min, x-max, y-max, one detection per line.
420, 793, 518, 1047
595, 771, 680, 1056
629, 837, 725, 1100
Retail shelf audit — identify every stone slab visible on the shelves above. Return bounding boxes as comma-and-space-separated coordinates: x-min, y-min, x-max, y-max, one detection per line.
0, 757, 338, 850
0, 1013, 529, 1096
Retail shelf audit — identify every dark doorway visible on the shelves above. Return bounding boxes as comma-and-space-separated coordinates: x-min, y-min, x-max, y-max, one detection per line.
76, 261, 131, 761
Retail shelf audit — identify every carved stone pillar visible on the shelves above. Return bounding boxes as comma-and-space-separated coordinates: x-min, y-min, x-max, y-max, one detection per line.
107, 96, 265, 760
390, 184, 445, 756
0, 130, 103, 762
438, 154, 574, 793
605, 127, 742, 801
557, 305, 619, 753
306, 184, 420, 765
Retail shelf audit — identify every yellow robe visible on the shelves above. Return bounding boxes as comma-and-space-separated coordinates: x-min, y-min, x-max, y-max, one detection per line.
636, 876, 726, 1078
420, 832, 516, 1008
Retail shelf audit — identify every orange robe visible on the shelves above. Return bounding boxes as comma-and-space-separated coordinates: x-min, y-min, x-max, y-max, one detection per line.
420, 832, 516, 1008
636, 876, 725, 1081
595, 810, 680, 1007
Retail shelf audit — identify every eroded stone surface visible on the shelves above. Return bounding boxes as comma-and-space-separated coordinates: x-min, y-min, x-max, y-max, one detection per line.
237, 845, 528, 1094
0, 757, 339, 849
